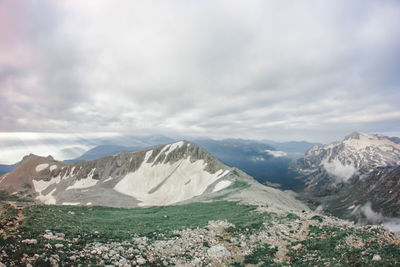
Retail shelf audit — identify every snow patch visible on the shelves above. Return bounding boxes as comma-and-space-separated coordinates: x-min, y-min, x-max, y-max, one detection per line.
35, 188, 57, 205
143, 150, 153, 163
217, 169, 230, 177
323, 160, 356, 181
49, 165, 57, 171
86, 202, 92, 206
66, 168, 98, 190
265, 150, 287, 158
348, 204, 356, 210
103, 176, 113, 183
0, 173, 8, 184
35, 164, 49, 172
212, 180, 232, 192
156, 141, 185, 161
114, 157, 227, 206
168, 141, 184, 152
33, 175, 61, 194
62, 202, 80, 206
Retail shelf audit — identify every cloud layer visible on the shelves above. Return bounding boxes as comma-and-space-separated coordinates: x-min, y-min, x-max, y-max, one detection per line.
1, 0, 400, 142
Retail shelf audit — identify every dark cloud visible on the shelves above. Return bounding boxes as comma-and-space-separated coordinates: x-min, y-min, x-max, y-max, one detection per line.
0, 0, 399, 142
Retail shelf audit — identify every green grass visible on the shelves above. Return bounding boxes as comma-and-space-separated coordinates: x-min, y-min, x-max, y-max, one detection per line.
288, 225, 400, 266
243, 243, 279, 266
20, 201, 268, 241
310, 215, 323, 223
0, 190, 31, 202
212, 180, 251, 200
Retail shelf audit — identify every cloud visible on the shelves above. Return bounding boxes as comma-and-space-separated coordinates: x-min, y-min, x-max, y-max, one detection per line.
265, 150, 287, 158
1, 0, 400, 142
323, 160, 357, 182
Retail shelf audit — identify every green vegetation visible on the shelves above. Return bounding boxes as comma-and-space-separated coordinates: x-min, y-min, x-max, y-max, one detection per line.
1, 199, 399, 266
0, 190, 32, 202
244, 244, 278, 266
212, 180, 251, 200
288, 225, 400, 266
310, 215, 323, 222
286, 213, 300, 220
21, 201, 266, 241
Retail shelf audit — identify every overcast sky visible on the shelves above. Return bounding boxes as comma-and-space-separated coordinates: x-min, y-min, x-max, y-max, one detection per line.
1, 0, 400, 143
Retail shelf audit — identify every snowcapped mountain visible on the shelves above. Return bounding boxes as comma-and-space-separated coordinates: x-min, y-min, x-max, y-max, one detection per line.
293, 132, 400, 221
0, 141, 305, 210
296, 132, 400, 182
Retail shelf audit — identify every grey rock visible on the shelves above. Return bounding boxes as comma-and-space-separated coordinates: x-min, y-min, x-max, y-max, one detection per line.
207, 245, 231, 259
22, 239, 37, 245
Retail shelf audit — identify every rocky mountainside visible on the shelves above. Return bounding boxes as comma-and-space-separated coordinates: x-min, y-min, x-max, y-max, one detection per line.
292, 132, 400, 222
1, 139, 400, 266
318, 165, 400, 220
0, 141, 305, 211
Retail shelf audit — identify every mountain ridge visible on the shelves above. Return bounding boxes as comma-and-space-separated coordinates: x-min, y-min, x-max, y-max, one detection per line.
292, 132, 400, 223
0, 140, 306, 211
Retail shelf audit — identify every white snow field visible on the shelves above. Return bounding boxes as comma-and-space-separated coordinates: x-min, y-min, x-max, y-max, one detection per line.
114, 150, 230, 206
49, 165, 58, 171
35, 163, 49, 172
212, 180, 232, 192
66, 168, 99, 190
62, 202, 80, 206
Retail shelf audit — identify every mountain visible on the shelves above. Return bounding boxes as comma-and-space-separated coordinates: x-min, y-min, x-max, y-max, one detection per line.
293, 132, 400, 222
66, 138, 306, 190
0, 141, 305, 210
0, 163, 17, 175
2, 140, 400, 266
262, 140, 323, 158
324, 165, 400, 219
192, 138, 305, 190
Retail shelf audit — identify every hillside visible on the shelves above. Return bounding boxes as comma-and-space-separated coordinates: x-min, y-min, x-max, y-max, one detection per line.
0, 141, 305, 211
1, 199, 399, 266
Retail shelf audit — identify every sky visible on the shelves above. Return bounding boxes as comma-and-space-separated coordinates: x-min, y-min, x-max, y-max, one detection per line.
1, 0, 400, 143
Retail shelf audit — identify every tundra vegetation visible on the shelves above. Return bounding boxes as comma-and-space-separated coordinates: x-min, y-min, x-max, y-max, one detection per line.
1, 194, 399, 266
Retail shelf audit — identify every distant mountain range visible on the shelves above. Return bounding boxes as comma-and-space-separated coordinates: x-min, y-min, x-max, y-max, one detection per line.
1, 131, 400, 227
63, 137, 318, 190
0, 134, 318, 190
0, 141, 305, 211
0, 163, 17, 175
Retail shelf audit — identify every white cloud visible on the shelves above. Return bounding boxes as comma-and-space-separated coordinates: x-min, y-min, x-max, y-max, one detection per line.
265, 150, 287, 158
323, 160, 357, 182
1, 0, 400, 142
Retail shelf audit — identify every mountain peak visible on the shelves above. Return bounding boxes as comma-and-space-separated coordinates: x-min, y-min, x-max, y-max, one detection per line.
299, 132, 400, 182
344, 131, 363, 140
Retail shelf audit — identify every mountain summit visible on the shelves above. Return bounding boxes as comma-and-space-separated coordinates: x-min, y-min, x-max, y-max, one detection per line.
298, 132, 400, 183
293, 132, 400, 221
0, 141, 305, 210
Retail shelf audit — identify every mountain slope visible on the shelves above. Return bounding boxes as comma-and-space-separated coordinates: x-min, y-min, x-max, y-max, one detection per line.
292, 132, 400, 221
0, 141, 306, 211
67, 138, 305, 190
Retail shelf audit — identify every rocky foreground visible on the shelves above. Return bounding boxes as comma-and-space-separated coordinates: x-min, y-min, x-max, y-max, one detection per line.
1, 199, 400, 266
